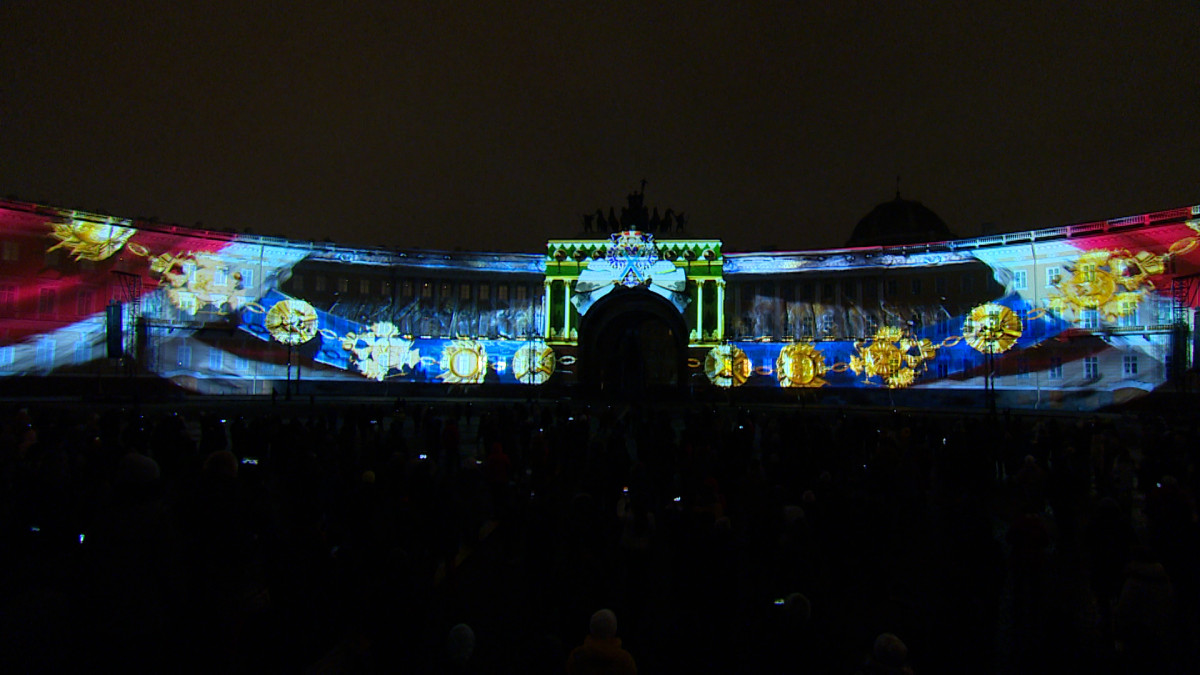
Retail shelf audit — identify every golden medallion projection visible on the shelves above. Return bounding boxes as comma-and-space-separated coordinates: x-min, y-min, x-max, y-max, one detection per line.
705, 344, 751, 388
963, 303, 1022, 354
264, 299, 319, 345
1, 197, 1199, 408
775, 342, 827, 388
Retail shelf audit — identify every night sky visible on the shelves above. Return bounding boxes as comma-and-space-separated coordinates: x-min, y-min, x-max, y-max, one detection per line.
3, 2, 1197, 253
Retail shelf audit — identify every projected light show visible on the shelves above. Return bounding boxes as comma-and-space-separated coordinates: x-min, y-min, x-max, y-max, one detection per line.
0, 198, 1197, 409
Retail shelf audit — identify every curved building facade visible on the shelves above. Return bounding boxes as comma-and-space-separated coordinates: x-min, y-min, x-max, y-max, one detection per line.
1, 197, 1197, 409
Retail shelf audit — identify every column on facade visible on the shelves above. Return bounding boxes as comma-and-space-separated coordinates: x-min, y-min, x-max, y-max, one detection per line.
696, 280, 705, 341
716, 279, 725, 341
542, 279, 552, 338
561, 280, 571, 339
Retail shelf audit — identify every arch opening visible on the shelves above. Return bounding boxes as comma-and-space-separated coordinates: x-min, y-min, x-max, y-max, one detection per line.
578, 288, 689, 396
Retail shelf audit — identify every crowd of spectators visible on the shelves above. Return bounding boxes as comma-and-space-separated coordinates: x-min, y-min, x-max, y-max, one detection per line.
1, 396, 1197, 673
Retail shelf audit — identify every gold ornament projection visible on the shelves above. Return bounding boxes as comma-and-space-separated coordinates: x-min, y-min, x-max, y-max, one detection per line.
340, 321, 420, 381
705, 344, 751, 388
47, 218, 136, 261
848, 326, 937, 389
775, 342, 827, 388
265, 299, 319, 345
150, 252, 245, 315
1047, 249, 1164, 323
440, 340, 489, 384
512, 341, 556, 385
963, 303, 1022, 354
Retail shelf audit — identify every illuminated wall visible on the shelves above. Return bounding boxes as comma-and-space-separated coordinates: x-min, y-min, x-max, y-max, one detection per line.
714, 207, 1200, 407
0, 201, 547, 393
1, 198, 1197, 407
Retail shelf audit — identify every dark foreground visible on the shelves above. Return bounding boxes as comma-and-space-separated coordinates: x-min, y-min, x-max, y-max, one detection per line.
1, 396, 1197, 673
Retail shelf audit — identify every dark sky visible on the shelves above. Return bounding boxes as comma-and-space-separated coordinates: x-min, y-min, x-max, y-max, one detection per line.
3, 2, 1198, 253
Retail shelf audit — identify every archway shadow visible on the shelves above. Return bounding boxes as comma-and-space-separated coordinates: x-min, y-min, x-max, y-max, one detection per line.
577, 288, 689, 399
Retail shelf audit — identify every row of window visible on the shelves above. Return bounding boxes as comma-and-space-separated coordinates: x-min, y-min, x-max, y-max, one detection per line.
929, 354, 1143, 380
735, 265, 1093, 301
0, 285, 104, 317
735, 266, 1092, 300
288, 274, 536, 302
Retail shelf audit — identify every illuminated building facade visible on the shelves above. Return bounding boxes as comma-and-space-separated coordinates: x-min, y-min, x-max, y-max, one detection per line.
1, 196, 1198, 409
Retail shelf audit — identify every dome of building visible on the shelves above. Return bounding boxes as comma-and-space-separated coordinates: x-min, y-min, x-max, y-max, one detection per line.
845, 193, 956, 247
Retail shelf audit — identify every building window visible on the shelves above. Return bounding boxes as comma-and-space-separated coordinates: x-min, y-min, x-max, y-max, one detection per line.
337, 278, 349, 294
1081, 309, 1100, 329
1123, 354, 1138, 376
1156, 296, 1174, 325
1118, 298, 1139, 327
1165, 353, 1173, 378
1080, 263, 1097, 283
76, 289, 94, 316
822, 282, 833, 300
234, 355, 249, 372
35, 338, 55, 370
911, 278, 922, 295
1, 241, 19, 261
381, 280, 392, 296
214, 268, 228, 287
497, 285, 508, 301
176, 343, 192, 368
74, 339, 90, 365
516, 285, 527, 301
292, 274, 305, 292
1084, 356, 1100, 380
359, 279, 371, 295
1013, 270, 1028, 291
422, 282, 433, 299
935, 276, 947, 294
209, 348, 224, 371
459, 284, 471, 300
315, 276, 327, 292
885, 279, 897, 296
241, 268, 255, 288
1046, 266, 1062, 287
0, 284, 14, 313
936, 361, 949, 379
478, 284, 490, 301
1048, 357, 1063, 379
402, 281, 413, 298
961, 275, 973, 293
38, 289, 56, 317
0, 346, 13, 369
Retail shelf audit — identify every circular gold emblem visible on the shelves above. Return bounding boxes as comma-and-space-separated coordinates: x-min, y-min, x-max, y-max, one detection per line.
705, 344, 751, 388
776, 342, 827, 388
512, 342, 555, 385
265, 299, 319, 345
439, 340, 489, 384
962, 303, 1022, 354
